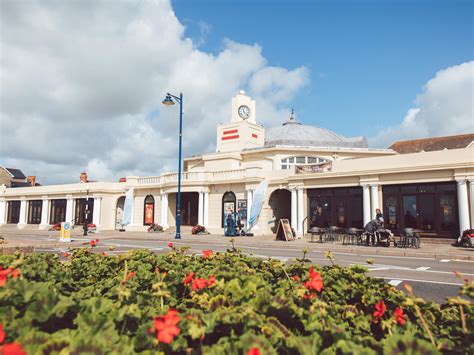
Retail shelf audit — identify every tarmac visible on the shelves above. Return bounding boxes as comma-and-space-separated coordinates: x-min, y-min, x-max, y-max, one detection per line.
1, 227, 473, 260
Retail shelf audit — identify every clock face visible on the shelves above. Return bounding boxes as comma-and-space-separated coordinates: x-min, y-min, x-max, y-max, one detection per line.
238, 105, 250, 119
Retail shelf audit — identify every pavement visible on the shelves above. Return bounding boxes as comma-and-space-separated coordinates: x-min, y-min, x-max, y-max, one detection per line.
1, 227, 473, 303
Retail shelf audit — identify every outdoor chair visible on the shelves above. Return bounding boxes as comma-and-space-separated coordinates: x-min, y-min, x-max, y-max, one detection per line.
343, 227, 359, 245
309, 227, 326, 243
400, 228, 421, 249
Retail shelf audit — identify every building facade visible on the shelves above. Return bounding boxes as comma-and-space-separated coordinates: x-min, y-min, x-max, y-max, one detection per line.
1, 92, 473, 239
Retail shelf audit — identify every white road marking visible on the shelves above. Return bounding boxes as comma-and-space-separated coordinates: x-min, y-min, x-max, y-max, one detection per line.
388, 280, 403, 286
440, 259, 451, 262
377, 277, 463, 286
416, 266, 431, 271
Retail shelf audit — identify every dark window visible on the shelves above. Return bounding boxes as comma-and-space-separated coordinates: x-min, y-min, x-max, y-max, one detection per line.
28, 200, 42, 224
401, 185, 417, 193
75, 198, 94, 225
50, 199, 66, 225
7, 201, 20, 224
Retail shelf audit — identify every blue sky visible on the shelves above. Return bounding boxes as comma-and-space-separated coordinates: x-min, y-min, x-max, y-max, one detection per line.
174, 0, 473, 138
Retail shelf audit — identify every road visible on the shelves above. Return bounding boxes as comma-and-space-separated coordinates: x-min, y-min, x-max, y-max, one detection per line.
32, 235, 473, 304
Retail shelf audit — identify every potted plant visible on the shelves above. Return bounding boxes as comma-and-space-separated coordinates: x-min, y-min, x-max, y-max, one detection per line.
192, 225, 208, 235
147, 223, 163, 233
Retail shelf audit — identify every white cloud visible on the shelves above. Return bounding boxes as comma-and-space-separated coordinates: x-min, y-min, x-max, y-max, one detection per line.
0, 0, 309, 184
370, 61, 474, 147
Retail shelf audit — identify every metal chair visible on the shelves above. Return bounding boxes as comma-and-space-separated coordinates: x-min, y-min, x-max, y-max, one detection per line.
310, 227, 326, 243
400, 228, 420, 248
343, 227, 359, 245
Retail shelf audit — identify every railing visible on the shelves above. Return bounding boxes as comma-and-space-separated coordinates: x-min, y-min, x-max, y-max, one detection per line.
137, 170, 246, 185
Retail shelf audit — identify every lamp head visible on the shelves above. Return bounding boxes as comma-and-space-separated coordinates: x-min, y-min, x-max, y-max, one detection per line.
162, 94, 175, 106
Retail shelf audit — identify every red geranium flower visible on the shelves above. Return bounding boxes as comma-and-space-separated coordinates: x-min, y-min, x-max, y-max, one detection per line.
150, 309, 180, 344
63, 251, 70, 257
304, 266, 323, 292
373, 300, 386, 319
207, 275, 216, 287
89, 240, 96, 247
293, 275, 300, 281
247, 348, 261, 355
121, 271, 136, 285
0, 268, 12, 287
202, 250, 213, 259
1, 342, 27, 355
191, 278, 208, 291
0, 322, 5, 344
95, 239, 99, 243
168, 242, 174, 248
394, 307, 406, 326
101, 251, 107, 257
10, 269, 20, 278
183, 272, 195, 285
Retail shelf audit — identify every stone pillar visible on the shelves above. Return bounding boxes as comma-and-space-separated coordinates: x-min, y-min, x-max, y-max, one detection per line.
18, 199, 27, 228
291, 188, 297, 230
469, 179, 474, 230
363, 184, 371, 226
198, 191, 204, 226
39, 198, 49, 230
247, 189, 253, 228
0, 199, 6, 225
457, 180, 470, 233
297, 188, 304, 235
370, 184, 379, 219
93, 197, 102, 229
161, 193, 169, 228
65, 196, 73, 224
203, 192, 209, 228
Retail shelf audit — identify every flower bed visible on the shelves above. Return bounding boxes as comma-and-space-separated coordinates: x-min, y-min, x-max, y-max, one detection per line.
191, 225, 208, 235
0, 248, 472, 354
147, 223, 164, 233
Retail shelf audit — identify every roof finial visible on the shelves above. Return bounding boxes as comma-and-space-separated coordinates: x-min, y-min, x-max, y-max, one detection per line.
290, 108, 295, 120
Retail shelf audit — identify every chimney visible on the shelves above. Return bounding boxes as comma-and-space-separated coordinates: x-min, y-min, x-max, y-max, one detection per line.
80, 172, 88, 183
119, 177, 127, 183
27, 176, 36, 186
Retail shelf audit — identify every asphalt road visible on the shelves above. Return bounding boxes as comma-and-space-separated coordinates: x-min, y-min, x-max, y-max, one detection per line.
33, 235, 474, 304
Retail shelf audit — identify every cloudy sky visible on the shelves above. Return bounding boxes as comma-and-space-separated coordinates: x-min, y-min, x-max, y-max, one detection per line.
0, 0, 472, 184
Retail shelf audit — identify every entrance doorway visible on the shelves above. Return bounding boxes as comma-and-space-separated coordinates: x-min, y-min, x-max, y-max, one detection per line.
50, 199, 67, 225
268, 189, 291, 233
28, 200, 42, 224
115, 196, 125, 229
75, 198, 94, 225
7, 201, 20, 224
180, 192, 199, 226
222, 191, 236, 228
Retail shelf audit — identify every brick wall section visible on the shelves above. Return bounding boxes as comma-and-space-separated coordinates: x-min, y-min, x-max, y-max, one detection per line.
0, 168, 12, 186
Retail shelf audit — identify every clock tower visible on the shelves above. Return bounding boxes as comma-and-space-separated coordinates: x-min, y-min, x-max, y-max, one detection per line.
216, 91, 265, 152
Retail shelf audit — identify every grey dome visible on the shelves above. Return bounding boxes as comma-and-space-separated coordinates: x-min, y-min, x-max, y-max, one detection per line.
265, 116, 368, 149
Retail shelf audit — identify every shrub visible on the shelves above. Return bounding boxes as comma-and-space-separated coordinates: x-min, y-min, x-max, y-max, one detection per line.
147, 223, 163, 233
0, 249, 472, 354
191, 225, 207, 235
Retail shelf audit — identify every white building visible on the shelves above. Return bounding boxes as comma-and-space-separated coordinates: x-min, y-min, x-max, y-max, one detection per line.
1, 91, 473, 240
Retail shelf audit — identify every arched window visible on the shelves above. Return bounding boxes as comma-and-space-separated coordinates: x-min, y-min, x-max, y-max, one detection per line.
222, 191, 236, 227
281, 156, 330, 170
144, 195, 155, 225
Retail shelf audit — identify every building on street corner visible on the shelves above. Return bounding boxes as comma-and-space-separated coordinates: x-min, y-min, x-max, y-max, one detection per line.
1, 91, 473, 240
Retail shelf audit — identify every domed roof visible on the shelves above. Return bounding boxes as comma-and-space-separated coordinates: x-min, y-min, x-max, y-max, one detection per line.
264, 112, 368, 149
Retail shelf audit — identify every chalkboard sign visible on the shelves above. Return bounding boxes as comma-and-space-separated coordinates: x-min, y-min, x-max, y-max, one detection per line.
275, 219, 295, 241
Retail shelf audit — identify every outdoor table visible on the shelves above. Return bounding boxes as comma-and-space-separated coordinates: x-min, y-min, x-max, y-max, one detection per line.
309, 227, 327, 243
343, 228, 363, 245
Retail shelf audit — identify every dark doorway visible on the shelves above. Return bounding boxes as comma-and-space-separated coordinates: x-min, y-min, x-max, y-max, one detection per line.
28, 200, 42, 224
7, 201, 20, 224
383, 182, 458, 237
307, 187, 363, 229
144, 195, 155, 225
75, 198, 94, 225
268, 189, 291, 233
116, 196, 125, 229
50, 199, 67, 225
180, 192, 199, 226
222, 191, 236, 227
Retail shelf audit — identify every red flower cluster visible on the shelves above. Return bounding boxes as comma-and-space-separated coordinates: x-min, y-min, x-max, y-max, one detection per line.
150, 309, 180, 344
89, 239, 99, 247
182, 272, 215, 290
168, 242, 174, 248
373, 300, 386, 319
101, 251, 108, 257
0, 323, 27, 355
372, 300, 406, 326
0, 266, 20, 287
304, 266, 324, 292
394, 307, 406, 326
63, 251, 70, 258
202, 250, 213, 259
247, 348, 261, 355
121, 271, 136, 286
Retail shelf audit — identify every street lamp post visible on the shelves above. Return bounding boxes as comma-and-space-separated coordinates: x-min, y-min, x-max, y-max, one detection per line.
162, 92, 183, 239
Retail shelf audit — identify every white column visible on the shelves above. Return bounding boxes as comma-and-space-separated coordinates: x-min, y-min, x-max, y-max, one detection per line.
457, 180, 470, 233
0, 199, 6, 225
203, 192, 209, 228
198, 191, 204, 226
290, 188, 297, 230
93, 197, 102, 229
65, 197, 73, 224
363, 184, 371, 225
18, 199, 27, 228
297, 188, 304, 235
39, 198, 49, 230
370, 184, 379, 219
246, 189, 253, 227
469, 179, 474, 229
161, 193, 169, 228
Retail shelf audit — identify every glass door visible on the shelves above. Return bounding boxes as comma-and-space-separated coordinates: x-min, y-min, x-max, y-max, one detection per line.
402, 195, 417, 228
334, 197, 346, 228
418, 194, 435, 230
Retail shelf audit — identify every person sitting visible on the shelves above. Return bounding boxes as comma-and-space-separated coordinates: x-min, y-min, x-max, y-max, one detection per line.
375, 208, 384, 227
